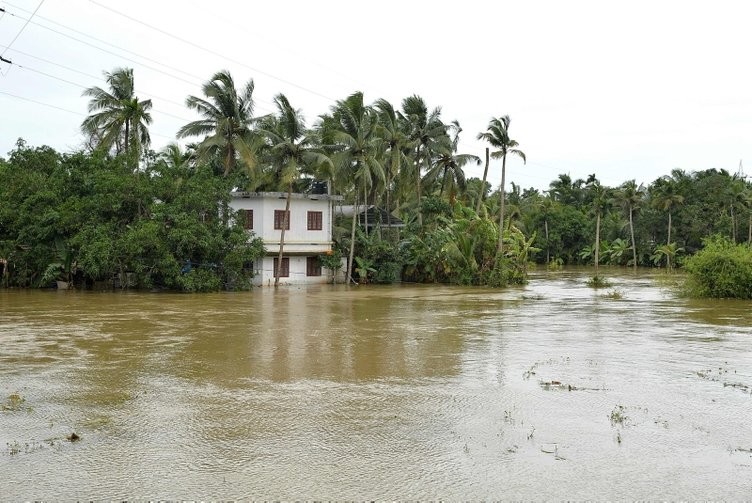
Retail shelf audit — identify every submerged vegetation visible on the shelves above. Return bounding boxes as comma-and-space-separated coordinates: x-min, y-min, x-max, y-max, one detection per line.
684, 236, 752, 299
2, 66, 752, 293
0, 141, 264, 291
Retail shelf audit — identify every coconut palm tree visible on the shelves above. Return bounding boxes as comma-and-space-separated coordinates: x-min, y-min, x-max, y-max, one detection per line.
324, 92, 384, 282
81, 67, 152, 169
374, 98, 410, 234
401, 95, 446, 227
538, 196, 555, 264
477, 115, 526, 258
727, 178, 748, 243
615, 180, 646, 270
586, 177, 610, 276
259, 94, 332, 286
424, 121, 480, 204
177, 70, 260, 177
475, 147, 490, 213
159, 143, 189, 170
651, 176, 684, 269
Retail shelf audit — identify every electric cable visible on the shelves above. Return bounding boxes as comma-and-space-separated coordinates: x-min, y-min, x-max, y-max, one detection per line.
4, 58, 196, 123
3, 2, 279, 112
0, 0, 44, 57
0, 90, 175, 140
88, 0, 335, 102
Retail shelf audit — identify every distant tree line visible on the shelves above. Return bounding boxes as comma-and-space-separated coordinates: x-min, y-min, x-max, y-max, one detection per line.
2, 67, 751, 291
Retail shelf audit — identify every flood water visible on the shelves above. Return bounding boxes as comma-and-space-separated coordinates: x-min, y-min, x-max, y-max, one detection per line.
1, 269, 751, 499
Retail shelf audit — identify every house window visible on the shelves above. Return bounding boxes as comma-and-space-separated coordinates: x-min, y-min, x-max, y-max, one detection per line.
306, 256, 322, 277
307, 211, 323, 230
273, 257, 289, 277
240, 209, 253, 230
274, 210, 290, 230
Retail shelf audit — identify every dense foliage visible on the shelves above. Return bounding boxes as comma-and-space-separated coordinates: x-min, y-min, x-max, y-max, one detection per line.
0, 140, 264, 291
4, 66, 752, 293
684, 236, 752, 299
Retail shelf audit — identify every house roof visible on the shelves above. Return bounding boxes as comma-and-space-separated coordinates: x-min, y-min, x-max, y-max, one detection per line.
337, 205, 405, 228
231, 191, 344, 202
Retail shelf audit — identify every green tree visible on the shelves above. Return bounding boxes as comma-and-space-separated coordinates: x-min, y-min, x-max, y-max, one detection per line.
374, 98, 410, 234
476, 115, 526, 258
727, 178, 748, 243
651, 176, 684, 269
615, 180, 645, 270
81, 67, 152, 169
684, 236, 752, 298
475, 148, 490, 213
424, 121, 480, 204
260, 94, 332, 286
401, 95, 446, 227
178, 70, 260, 177
586, 176, 610, 276
325, 92, 384, 281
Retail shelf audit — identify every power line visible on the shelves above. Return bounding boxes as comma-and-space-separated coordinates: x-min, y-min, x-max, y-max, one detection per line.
88, 0, 336, 102
0, 89, 79, 115
0, 90, 177, 141
0, 44, 190, 110
4, 57, 196, 123
2, 9, 203, 87
180, 0, 366, 93
3, 1, 201, 83
0, 0, 44, 57
0, 5, 277, 114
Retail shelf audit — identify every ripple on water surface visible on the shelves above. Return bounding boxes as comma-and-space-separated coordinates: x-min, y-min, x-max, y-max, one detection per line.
1, 272, 751, 499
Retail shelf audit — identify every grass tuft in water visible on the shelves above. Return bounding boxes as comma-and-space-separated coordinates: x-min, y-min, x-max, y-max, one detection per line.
601, 288, 625, 299
586, 275, 612, 288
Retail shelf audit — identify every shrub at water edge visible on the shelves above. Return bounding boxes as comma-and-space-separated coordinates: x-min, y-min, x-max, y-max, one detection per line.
683, 236, 752, 299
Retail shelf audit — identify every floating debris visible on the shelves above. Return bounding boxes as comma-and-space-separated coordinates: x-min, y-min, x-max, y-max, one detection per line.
2, 392, 28, 412
610, 405, 628, 426
695, 366, 751, 394
540, 443, 566, 460
539, 380, 605, 392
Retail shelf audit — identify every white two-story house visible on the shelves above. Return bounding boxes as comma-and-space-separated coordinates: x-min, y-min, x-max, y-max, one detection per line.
229, 191, 345, 285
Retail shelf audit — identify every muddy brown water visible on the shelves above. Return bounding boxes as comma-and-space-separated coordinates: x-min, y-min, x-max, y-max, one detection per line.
1, 269, 751, 499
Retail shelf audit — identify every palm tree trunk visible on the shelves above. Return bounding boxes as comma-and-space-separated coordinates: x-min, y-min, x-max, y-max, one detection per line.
124, 118, 131, 168
386, 158, 393, 236
363, 184, 368, 236
223, 146, 234, 177
416, 146, 423, 227
496, 153, 507, 258
730, 206, 736, 243
476, 148, 490, 214
748, 212, 751, 247
667, 211, 672, 270
347, 192, 358, 284
629, 205, 637, 271
544, 219, 549, 264
595, 211, 601, 276
125, 119, 130, 157
274, 182, 293, 287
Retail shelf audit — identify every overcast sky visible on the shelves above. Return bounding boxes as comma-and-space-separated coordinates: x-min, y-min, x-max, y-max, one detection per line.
2, 0, 751, 191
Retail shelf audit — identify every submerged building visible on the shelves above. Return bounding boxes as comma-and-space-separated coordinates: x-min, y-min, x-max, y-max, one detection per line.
229, 190, 345, 286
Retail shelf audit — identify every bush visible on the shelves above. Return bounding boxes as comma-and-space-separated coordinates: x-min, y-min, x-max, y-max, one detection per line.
684, 236, 752, 299
177, 268, 223, 293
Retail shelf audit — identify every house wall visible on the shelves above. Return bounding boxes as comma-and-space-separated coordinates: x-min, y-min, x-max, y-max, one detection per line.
229, 194, 334, 254
252, 256, 347, 286
229, 192, 345, 286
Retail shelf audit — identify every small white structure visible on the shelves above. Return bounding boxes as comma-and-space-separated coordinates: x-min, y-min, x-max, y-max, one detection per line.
229, 191, 345, 286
